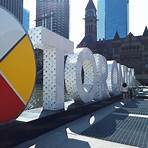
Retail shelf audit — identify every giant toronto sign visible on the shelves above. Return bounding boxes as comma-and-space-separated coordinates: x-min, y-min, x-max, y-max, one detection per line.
29, 27, 135, 111
0, 7, 135, 123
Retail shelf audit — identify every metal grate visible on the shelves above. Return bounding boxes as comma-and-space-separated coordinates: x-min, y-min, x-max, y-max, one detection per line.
115, 99, 148, 115
82, 99, 148, 148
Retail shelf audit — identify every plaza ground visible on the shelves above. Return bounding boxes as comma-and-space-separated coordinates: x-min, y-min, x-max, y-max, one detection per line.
16, 96, 148, 148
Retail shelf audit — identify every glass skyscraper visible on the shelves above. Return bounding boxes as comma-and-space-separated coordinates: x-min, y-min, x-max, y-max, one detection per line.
97, 0, 129, 40
36, 0, 69, 39
0, 0, 23, 23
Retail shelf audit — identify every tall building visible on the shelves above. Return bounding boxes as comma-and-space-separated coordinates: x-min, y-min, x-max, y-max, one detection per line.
23, 8, 30, 32
85, 0, 97, 41
36, 0, 69, 39
78, 0, 97, 50
0, 0, 23, 23
97, 0, 129, 40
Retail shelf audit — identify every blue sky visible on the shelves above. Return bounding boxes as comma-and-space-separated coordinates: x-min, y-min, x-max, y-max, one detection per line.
24, 0, 148, 47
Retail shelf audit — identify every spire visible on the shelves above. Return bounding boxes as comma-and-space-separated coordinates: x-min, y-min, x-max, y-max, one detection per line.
85, 0, 97, 41
126, 32, 134, 40
86, 0, 96, 10
143, 26, 148, 36
127, 32, 134, 38
114, 31, 120, 40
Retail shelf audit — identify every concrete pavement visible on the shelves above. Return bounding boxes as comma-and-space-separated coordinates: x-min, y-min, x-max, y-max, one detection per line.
16, 99, 143, 148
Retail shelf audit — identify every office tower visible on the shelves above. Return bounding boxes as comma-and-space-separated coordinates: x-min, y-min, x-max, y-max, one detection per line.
97, 0, 129, 40
36, 0, 69, 39
0, 0, 23, 23
23, 8, 30, 32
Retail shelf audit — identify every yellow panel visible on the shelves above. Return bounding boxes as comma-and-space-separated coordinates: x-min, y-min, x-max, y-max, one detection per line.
0, 35, 36, 104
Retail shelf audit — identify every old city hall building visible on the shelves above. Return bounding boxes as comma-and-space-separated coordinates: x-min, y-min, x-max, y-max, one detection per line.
78, 0, 148, 85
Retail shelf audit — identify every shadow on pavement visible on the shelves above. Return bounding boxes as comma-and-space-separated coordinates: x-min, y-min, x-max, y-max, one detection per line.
123, 99, 140, 108
16, 128, 91, 148
80, 108, 129, 139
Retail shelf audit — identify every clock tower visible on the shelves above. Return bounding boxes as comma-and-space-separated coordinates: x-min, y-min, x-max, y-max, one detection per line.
85, 0, 97, 41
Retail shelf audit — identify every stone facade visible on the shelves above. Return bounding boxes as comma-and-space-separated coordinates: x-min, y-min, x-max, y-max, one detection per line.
111, 30, 148, 85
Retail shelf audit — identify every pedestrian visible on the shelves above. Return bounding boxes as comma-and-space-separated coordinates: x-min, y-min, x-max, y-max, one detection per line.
122, 82, 128, 103
129, 87, 133, 99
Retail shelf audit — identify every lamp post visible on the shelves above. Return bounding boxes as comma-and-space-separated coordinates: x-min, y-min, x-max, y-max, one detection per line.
50, 11, 53, 31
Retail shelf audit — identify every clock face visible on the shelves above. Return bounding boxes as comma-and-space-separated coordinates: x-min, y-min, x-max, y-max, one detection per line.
0, 7, 36, 123
86, 9, 96, 17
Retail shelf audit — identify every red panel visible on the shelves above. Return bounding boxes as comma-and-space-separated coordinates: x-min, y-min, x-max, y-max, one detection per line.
0, 74, 25, 123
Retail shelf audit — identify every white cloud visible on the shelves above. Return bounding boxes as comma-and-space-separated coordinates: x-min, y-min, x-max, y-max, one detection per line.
24, 0, 36, 28
129, 0, 148, 36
